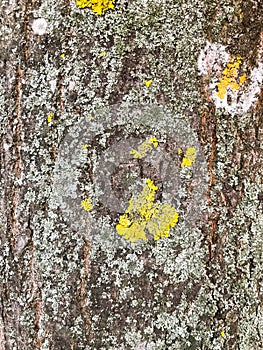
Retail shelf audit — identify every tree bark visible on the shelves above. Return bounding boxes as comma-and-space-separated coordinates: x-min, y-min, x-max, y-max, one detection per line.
0, 1, 262, 349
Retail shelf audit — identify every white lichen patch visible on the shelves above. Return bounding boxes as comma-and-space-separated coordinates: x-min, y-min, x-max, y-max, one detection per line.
198, 41, 230, 76
31, 18, 48, 36
134, 341, 156, 350
198, 40, 263, 114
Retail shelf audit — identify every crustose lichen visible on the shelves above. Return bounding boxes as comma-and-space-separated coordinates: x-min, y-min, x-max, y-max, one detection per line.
75, 0, 115, 15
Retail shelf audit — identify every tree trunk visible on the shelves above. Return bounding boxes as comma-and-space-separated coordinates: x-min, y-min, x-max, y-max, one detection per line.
0, 1, 262, 349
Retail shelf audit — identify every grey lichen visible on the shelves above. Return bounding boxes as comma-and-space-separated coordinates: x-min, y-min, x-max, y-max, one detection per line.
0, 0, 263, 349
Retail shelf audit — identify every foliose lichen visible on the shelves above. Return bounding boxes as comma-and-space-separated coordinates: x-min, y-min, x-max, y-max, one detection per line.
116, 178, 179, 242
75, 0, 115, 15
130, 137, 158, 159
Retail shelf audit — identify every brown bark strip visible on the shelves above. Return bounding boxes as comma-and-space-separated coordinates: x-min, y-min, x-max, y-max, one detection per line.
207, 114, 217, 260
33, 279, 47, 349
23, 0, 32, 65
35, 294, 44, 350
0, 304, 5, 350
200, 104, 218, 260
80, 241, 91, 340
9, 64, 23, 251
205, 110, 216, 206
14, 64, 23, 179
58, 75, 65, 115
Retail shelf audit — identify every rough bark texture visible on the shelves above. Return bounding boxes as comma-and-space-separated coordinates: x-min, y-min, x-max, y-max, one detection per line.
0, 1, 262, 349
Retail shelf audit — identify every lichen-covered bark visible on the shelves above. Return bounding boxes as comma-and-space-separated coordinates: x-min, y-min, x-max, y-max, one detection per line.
0, 0, 262, 349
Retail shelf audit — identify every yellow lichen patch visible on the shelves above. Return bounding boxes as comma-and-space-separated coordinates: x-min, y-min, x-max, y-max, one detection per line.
47, 112, 53, 123
215, 56, 246, 99
147, 203, 179, 241
116, 219, 147, 242
177, 148, 183, 155
130, 137, 158, 159
239, 73, 246, 84
82, 144, 89, 150
60, 53, 65, 59
144, 79, 153, 88
81, 198, 93, 211
220, 331, 225, 338
75, 0, 114, 15
181, 147, 196, 167
100, 51, 106, 57
116, 178, 179, 242
125, 178, 158, 220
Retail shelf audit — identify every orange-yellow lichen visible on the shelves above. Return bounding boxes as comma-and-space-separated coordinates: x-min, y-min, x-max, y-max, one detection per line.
239, 73, 247, 84
215, 56, 246, 99
144, 79, 153, 88
75, 0, 114, 15
47, 112, 53, 123
147, 204, 179, 240
181, 147, 196, 167
81, 198, 93, 211
116, 220, 147, 242
116, 178, 179, 242
130, 137, 158, 159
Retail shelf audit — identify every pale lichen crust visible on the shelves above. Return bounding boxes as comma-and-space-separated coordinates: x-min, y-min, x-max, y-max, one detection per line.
4, 0, 261, 348
52, 104, 207, 248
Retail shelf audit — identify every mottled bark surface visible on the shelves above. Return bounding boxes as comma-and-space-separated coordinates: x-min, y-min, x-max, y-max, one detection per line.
0, 1, 262, 349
